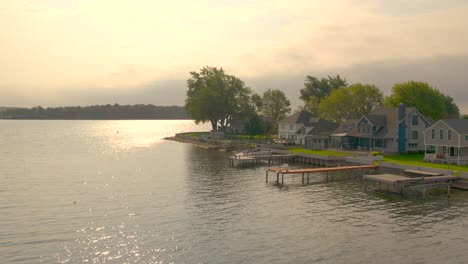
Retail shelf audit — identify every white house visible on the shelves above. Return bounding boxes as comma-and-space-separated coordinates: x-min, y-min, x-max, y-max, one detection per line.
424, 119, 468, 165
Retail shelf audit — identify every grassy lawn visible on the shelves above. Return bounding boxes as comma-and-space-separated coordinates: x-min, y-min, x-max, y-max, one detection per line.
183, 132, 210, 139
227, 134, 275, 140
287, 147, 353, 157
383, 154, 468, 172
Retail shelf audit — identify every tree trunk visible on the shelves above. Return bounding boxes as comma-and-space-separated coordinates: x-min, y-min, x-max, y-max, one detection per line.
210, 120, 217, 131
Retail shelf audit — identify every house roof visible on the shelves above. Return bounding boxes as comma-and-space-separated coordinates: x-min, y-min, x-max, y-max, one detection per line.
442, 119, 468, 134
307, 119, 339, 135
280, 111, 338, 135
365, 115, 386, 126
333, 119, 358, 134
279, 111, 316, 125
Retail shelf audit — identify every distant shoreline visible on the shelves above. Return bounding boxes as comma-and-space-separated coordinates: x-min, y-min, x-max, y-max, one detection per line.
0, 118, 192, 120
0, 104, 188, 120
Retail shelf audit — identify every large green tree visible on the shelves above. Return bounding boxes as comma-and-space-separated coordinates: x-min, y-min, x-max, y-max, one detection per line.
444, 95, 460, 118
319, 83, 384, 122
384, 81, 457, 120
185, 66, 252, 131
300, 75, 347, 115
257, 89, 291, 123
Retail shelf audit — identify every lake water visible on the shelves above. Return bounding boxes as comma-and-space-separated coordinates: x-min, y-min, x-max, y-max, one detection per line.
1, 120, 468, 264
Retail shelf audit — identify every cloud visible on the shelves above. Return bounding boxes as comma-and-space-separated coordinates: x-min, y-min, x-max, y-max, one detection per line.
1, 0, 468, 111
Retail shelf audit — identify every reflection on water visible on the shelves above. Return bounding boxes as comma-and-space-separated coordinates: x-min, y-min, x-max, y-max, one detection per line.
1, 120, 468, 263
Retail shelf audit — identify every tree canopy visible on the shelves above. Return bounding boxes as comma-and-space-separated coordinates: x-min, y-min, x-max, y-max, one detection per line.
300, 75, 347, 115
185, 66, 252, 131
385, 81, 459, 120
319, 83, 384, 122
255, 89, 291, 123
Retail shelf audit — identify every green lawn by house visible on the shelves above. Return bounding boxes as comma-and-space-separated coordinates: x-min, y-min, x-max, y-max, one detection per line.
183, 132, 210, 139
383, 154, 468, 172
287, 147, 353, 157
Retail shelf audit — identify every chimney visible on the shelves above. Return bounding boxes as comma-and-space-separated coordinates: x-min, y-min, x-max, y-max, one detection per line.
398, 103, 406, 121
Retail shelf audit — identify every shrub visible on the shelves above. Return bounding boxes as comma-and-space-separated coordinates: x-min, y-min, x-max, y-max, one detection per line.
370, 151, 382, 156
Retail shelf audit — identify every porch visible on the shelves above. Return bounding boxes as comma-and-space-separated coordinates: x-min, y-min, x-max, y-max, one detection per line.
424, 145, 468, 165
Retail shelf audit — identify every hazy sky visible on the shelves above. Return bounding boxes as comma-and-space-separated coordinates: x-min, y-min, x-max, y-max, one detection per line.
1, 0, 468, 112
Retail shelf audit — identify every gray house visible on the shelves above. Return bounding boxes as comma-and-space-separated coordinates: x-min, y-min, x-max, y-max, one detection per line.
278, 111, 338, 147
423, 119, 468, 165
330, 104, 431, 153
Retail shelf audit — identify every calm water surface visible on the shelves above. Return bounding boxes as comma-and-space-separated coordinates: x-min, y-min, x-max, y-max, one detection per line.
1, 120, 468, 264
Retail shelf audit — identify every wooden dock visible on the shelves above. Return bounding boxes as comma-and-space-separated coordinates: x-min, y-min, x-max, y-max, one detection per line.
403, 169, 443, 177
229, 153, 294, 167
363, 174, 459, 198
266, 165, 377, 185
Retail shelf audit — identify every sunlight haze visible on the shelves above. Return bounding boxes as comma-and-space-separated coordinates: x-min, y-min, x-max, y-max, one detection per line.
1, 0, 468, 112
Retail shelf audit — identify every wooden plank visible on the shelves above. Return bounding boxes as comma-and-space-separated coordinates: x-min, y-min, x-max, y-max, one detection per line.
404, 169, 443, 177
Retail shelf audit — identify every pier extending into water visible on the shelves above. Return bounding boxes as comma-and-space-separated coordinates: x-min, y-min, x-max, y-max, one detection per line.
229, 150, 348, 167
266, 165, 377, 185
363, 174, 459, 198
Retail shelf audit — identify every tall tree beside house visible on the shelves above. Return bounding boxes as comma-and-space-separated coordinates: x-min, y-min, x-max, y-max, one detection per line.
257, 89, 291, 123
444, 95, 460, 118
250, 93, 263, 112
318, 83, 384, 122
185, 66, 252, 131
299, 75, 347, 115
385, 81, 458, 120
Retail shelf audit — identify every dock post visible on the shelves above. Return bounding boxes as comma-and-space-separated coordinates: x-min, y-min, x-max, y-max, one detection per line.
365, 179, 368, 192
266, 170, 269, 183
302, 173, 304, 185
448, 181, 452, 197
281, 173, 284, 185
276, 173, 279, 183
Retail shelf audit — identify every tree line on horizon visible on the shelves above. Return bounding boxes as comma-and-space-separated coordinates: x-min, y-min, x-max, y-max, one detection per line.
0, 104, 188, 120
185, 66, 462, 134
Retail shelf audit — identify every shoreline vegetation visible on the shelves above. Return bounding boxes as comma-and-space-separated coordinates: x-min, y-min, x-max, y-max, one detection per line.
165, 132, 268, 151
0, 104, 188, 120
168, 131, 468, 172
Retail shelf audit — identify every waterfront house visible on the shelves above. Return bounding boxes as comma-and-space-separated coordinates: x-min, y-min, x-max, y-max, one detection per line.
329, 119, 359, 149
278, 111, 338, 147
331, 104, 431, 153
423, 119, 468, 165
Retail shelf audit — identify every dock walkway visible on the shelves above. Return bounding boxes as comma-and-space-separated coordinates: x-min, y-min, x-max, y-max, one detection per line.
266, 165, 377, 184
363, 174, 459, 197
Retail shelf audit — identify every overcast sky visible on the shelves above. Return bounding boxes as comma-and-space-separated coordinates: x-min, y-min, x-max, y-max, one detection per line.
1, 0, 468, 112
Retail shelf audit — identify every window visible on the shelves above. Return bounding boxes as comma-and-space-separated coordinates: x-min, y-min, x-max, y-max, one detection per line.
440, 129, 444, 140
431, 129, 435, 139
411, 131, 418, 140
375, 139, 383, 148
466, 135, 468, 141
448, 130, 452, 140
412, 115, 419, 125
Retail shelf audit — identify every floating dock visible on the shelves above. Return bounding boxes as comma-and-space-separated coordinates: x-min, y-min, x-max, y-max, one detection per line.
363, 174, 459, 198
266, 165, 377, 185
